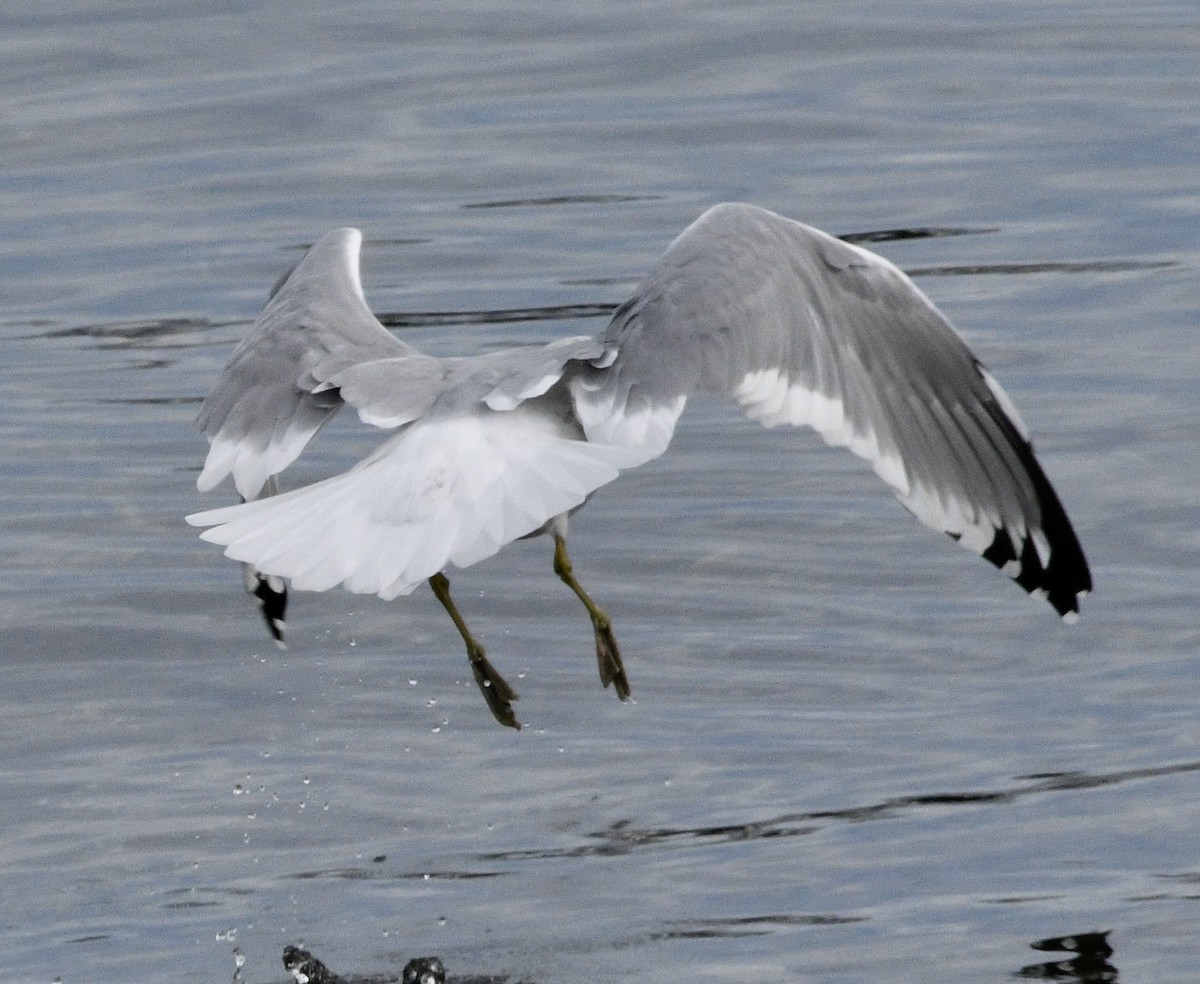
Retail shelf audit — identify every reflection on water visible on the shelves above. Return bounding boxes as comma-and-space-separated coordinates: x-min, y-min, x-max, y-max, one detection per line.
1020, 932, 1117, 983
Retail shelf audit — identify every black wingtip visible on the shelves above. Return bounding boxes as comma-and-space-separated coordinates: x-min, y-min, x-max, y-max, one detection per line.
243, 563, 288, 646
965, 366, 1092, 619
982, 523, 1091, 620
976, 441, 1091, 620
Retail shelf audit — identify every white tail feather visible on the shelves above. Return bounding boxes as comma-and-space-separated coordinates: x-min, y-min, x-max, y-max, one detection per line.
187, 409, 636, 600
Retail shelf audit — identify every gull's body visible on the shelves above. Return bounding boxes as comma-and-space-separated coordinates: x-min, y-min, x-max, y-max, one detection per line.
188, 203, 1090, 727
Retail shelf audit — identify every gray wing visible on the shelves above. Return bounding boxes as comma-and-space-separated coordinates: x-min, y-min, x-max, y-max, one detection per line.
197, 228, 620, 501
575, 203, 1090, 617
196, 228, 417, 498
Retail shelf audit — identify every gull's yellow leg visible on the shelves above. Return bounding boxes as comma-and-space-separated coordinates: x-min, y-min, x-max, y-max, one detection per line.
552, 534, 631, 699
428, 572, 520, 729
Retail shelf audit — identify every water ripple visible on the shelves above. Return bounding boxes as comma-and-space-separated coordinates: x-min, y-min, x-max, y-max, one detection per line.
479, 759, 1200, 862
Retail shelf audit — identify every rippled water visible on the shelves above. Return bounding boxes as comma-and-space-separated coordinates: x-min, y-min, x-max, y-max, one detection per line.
3, 2, 1198, 982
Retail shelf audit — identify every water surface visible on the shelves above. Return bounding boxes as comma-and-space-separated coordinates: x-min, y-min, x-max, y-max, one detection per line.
2, 2, 1198, 982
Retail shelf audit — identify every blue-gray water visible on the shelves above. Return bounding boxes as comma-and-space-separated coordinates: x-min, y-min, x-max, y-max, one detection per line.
3, 2, 1198, 982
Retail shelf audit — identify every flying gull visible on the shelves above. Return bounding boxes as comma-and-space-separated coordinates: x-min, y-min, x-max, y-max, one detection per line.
188, 203, 1091, 728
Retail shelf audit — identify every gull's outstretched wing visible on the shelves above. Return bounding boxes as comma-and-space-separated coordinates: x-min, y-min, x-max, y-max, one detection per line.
195, 227, 625, 503
575, 203, 1090, 617
196, 228, 418, 499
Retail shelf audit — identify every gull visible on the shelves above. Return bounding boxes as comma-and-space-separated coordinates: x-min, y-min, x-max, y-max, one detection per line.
188, 203, 1091, 728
